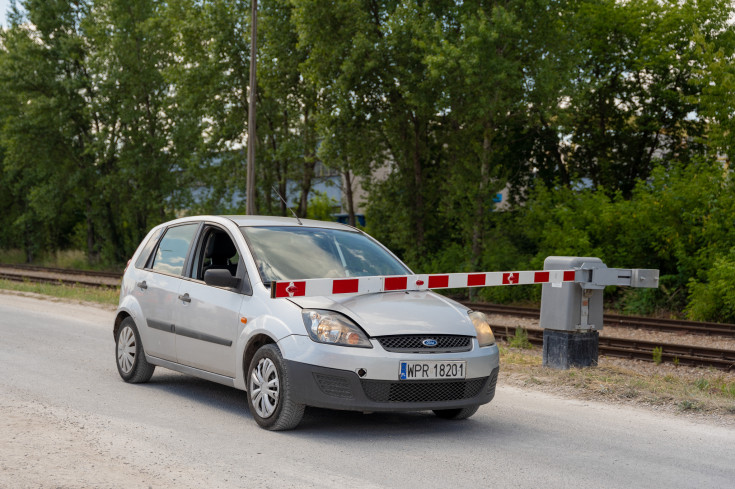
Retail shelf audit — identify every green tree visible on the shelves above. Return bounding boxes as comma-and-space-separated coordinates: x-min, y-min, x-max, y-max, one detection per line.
0, 0, 95, 261
425, 1, 528, 273
168, 0, 320, 218
291, 0, 386, 227
692, 2, 735, 164
85, 0, 198, 260
558, 0, 728, 196
259, 0, 319, 217
165, 0, 252, 214
294, 1, 455, 263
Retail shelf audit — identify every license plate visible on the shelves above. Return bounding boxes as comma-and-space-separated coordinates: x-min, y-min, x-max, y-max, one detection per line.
399, 361, 466, 380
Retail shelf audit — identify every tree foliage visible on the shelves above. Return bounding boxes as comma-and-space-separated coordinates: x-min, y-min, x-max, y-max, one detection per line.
1, 0, 735, 320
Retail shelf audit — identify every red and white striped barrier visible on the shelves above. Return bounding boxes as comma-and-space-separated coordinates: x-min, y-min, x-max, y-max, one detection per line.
270, 269, 578, 298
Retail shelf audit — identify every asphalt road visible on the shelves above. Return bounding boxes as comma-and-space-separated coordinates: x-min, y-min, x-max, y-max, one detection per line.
1, 292, 734, 489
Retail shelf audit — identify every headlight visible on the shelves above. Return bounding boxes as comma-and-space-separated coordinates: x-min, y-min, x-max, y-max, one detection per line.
469, 311, 495, 347
301, 309, 372, 348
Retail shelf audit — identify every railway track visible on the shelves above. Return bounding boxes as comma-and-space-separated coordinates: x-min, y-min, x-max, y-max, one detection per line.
493, 327, 735, 371
466, 302, 735, 338
1, 264, 733, 370
0, 264, 121, 288
471, 302, 735, 370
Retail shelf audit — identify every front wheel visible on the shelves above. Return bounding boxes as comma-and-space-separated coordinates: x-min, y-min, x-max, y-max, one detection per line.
247, 344, 305, 431
115, 317, 155, 383
432, 405, 480, 420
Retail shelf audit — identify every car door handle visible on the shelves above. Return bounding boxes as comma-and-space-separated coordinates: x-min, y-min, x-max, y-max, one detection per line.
136, 281, 148, 290
178, 293, 191, 303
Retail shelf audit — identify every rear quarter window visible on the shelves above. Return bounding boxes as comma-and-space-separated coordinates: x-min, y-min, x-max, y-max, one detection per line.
134, 228, 164, 269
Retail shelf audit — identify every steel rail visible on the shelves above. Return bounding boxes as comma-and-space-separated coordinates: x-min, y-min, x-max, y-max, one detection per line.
0, 263, 122, 279
0, 272, 119, 288
0, 264, 121, 288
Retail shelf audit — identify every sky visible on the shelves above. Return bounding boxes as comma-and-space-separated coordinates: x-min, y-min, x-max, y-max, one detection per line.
0, 0, 12, 28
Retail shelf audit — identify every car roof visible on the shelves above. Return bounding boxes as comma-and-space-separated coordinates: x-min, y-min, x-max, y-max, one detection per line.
222, 215, 356, 231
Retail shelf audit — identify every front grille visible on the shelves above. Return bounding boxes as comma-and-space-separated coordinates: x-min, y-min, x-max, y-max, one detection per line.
376, 335, 472, 353
314, 373, 354, 399
361, 377, 488, 403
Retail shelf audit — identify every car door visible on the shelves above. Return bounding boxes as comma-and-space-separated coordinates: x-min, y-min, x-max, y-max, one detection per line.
172, 225, 247, 378
134, 222, 200, 362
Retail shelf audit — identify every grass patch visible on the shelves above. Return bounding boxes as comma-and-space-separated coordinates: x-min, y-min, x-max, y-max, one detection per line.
0, 249, 27, 264
621, 388, 639, 399
678, 400, 703, 412
0, 279, 119, 306
498, 342, 735, 419
498, 345, 539, 366
695, 377, 735, 398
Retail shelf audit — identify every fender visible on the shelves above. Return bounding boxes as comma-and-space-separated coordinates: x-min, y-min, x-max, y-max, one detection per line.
232, 302, 305, 389
114, 295, 146, 339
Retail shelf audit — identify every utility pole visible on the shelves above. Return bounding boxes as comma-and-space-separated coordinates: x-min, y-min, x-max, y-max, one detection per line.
246, 0, 258, 215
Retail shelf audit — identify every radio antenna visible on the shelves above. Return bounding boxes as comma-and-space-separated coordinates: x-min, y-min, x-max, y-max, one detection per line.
272, 186, 302, 225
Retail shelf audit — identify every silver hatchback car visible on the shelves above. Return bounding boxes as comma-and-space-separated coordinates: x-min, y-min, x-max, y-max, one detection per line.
114, 215, 500, 430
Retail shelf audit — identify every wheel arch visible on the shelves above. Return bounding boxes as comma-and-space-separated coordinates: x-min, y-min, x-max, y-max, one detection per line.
114, 294, 145, 341
242, 333, 278, 385
113, 311, 131, 340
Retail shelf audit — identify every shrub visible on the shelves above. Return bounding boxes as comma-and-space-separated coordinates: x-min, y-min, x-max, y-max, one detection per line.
652, 346, 663, 365
686, 249, 735, 323
508, 327, 533, 349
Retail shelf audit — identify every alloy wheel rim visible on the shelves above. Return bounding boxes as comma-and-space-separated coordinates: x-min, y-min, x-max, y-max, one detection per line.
117, 326, 136, 374
250, 357, 280, 418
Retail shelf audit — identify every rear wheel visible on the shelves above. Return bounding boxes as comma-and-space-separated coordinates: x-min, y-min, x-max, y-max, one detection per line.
432, 405, 480, 420
115, 317, 155, 383
247, 344, 305, 431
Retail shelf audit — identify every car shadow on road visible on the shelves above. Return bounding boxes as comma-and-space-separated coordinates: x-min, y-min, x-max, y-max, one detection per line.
139, 371, 250, 418
295, 406, 513, 441
138, 371, 512, 440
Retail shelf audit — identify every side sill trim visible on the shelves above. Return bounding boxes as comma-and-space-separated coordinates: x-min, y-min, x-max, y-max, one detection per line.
175, 326, 233, 347
147, 319, 174, 333
146, 320, 232, 347
145, 355, 236, 388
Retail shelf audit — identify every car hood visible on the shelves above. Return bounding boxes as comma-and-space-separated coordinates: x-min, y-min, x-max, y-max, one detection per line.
288, 291, 475, 337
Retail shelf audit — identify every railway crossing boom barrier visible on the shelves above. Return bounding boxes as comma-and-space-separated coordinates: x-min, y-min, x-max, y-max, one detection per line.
270, 256, 659, 369
540, 257, 658, 369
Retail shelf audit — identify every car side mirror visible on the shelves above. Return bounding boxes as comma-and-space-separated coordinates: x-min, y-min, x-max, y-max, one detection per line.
204, 269, 241, 289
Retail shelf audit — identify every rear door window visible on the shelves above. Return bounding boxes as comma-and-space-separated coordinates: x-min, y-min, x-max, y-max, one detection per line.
151, 224, 199, 276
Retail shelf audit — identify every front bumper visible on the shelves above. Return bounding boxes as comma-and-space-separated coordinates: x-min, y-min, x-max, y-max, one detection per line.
285, 360, 500, 412
278, 334, 499, 380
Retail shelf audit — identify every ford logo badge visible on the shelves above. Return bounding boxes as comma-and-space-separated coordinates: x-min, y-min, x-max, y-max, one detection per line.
422, 339, 438, 347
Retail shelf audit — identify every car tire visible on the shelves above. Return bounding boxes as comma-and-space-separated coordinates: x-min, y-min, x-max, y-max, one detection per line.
432, 405, 480, 420
115, 317, 155, 383
247, 344, 305, 431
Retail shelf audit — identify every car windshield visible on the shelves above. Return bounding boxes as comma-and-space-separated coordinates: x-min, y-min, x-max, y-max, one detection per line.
241, 226, 411, 283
